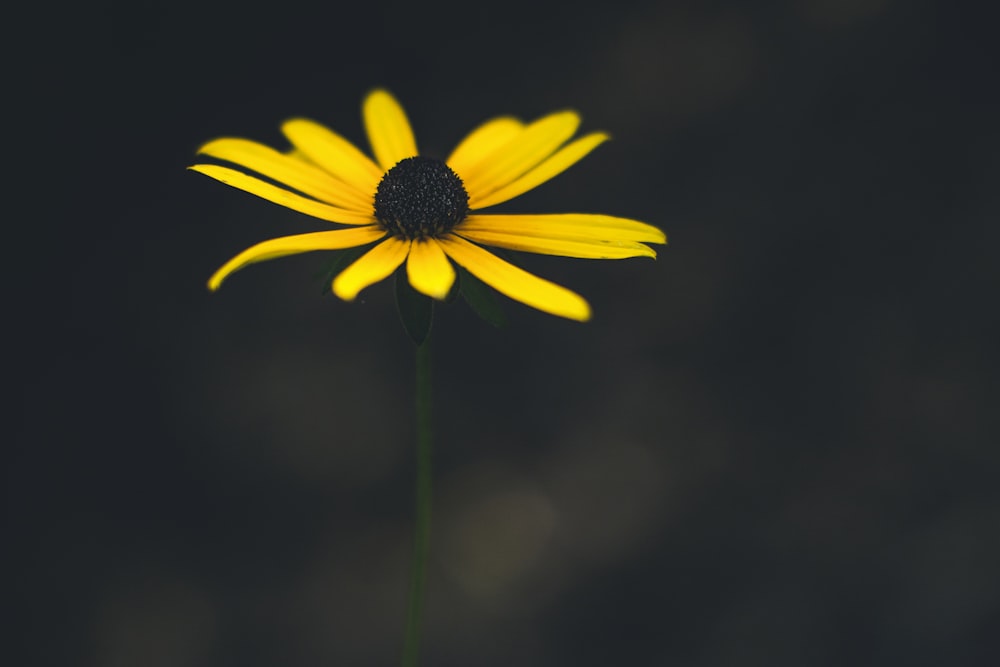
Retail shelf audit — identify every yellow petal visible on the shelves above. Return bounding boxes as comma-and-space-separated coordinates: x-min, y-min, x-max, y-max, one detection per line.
457, 229, 656, 259
406, 238, 456, 299
197, 137, 372, 211
281, 118, 384, 195
446, 117, 524, 181
208, 226, 386, 291
469, 132, 610, 209
332, 236, 411, 301
190, 165, 376, 225
437, 235, 591, 321
461, 111, 580, 200
459, 214, 667, 244
363, 89, 418, 171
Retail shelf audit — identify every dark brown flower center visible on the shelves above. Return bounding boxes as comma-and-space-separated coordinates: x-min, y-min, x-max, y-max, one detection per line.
373, 156, 469, 239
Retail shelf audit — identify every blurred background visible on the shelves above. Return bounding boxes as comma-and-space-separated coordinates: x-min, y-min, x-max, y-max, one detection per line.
9, 0, 998, 665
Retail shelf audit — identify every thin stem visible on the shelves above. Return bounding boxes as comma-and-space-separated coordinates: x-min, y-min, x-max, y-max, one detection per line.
402, 338, 433, 667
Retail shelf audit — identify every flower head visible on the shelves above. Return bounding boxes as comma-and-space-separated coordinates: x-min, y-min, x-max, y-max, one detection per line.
192, 90, 665, 321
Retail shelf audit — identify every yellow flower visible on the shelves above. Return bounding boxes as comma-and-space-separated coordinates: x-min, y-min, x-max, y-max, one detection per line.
192, 90, 666, 321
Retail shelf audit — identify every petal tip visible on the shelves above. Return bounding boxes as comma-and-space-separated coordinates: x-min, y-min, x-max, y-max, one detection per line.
194, 137, 234, 156
331, 276, 359, 302
422, 286, 452, 300
280, 116, 317, 132
364, 87, 392, 100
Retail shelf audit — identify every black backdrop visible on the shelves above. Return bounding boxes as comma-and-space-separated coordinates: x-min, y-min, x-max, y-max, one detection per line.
10, 1, 999, 665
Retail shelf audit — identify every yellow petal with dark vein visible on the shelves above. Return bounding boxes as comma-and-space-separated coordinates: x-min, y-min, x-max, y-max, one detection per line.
406, 238, 456, 299
281, 118, 383, 195
190, 165, 377, 225
208, 226, 386, 290
461, 111, 580, 199
437, 235, 590, 321
446, 117, 524, 181
459, 214, 667, 244
469, 133, 609, 209
363, 90, 418, 171
197, 138, 372, 211
457, 229, 656, 259
333, 236, 411, 301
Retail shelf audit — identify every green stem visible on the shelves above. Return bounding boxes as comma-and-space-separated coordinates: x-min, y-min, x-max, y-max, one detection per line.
402, 338, 433, 667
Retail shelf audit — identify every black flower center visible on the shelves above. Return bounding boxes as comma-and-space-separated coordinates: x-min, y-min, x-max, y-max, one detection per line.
373, 156, 469, 239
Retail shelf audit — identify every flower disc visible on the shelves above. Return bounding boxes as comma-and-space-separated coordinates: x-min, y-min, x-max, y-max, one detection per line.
374, 156, 469, 239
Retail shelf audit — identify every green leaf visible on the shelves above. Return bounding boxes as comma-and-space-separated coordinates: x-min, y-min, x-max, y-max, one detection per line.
316, 245, 372, 295
395, 270, 434, 345
443, 266, 461, 304
458, 266, 506, 328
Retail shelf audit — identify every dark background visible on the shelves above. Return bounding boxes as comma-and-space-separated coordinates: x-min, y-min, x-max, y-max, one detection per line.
10, 0, 998, 665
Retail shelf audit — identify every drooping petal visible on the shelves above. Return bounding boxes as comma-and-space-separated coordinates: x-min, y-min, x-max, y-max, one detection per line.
460, 111, 581, 200
446, 117, 524, 181
406, 238, 456, 299
363, 89, 418, 171
437, 235, 591, 321
197, 138, 373, 211
281, 118, 384, 195
190, 165, 376, 225
456, 229, 656, 259
458, 214, 667, 244
333, 236, 411, 301
469, 132, 610, 209
208, 226, 386, 290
